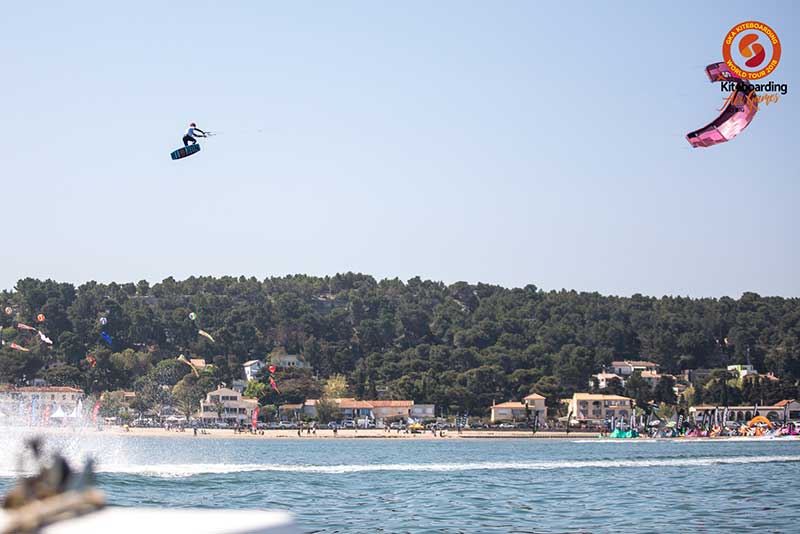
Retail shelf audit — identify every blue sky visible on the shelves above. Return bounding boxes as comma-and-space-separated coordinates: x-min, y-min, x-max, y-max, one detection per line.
1, 2, 797, 297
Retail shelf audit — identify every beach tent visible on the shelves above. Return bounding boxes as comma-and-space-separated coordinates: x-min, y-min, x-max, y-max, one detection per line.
747, 415, 774, 428
50, 406, 67, 419
68, 399, 83, 419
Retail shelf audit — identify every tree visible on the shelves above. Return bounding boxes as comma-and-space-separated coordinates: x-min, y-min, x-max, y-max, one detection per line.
702, 369, 741, 406
99, 391, 126, 418
244, 381, 268, 403
533, 375, 561, 412
134, 374, 172, 417
653, 375, 677, 405
604, 377, 625, 396
172, 374, 214, 421
315, 398, 340, 423
323, 374, 349, 399
43, 364, 83, 388
152, 359, 191, 386
2, 274, 800, 416
624, 371, 652, 408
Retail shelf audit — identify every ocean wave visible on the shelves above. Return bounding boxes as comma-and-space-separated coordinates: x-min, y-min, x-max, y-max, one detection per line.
91, 455, 800, 478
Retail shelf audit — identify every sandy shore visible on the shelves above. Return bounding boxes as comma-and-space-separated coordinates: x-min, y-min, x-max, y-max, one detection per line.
6, 425, 599, 440
4, 425, 796, 441
111, 426, 602, 440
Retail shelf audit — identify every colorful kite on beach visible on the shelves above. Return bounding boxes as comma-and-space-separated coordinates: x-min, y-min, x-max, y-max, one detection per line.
86, 354, 97, 367
177, 354, 200, 377
99, 317, 108, 326
4, 307, 12, 315
268, 365, 277, 374
17, 323, 37, 332
38, 331, 53, 345
686, 62, 758, 148
8, 343, 29, 352
100, 332, 113, 345
189, 312, 197, 321
36, 314, 46, 323
198, 329, 215, 343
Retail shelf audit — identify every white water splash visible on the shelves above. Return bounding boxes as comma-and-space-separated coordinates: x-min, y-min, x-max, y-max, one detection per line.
92, 455, 800, 478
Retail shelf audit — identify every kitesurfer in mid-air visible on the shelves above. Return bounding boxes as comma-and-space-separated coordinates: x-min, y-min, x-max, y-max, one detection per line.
183, 122, 207, 146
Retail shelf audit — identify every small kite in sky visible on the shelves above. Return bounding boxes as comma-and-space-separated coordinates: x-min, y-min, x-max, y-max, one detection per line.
198, 330, 215, 343
269, 376, 281, 394
177, 354, 200, 377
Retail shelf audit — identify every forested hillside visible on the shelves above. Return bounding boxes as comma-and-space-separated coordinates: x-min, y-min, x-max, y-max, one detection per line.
1, 275, 799, 414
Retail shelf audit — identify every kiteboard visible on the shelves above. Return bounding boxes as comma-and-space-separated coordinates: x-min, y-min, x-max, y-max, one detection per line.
171, 144, 201, 160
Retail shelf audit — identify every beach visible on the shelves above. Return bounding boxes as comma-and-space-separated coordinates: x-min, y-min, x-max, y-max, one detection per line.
0, 424, 607, 440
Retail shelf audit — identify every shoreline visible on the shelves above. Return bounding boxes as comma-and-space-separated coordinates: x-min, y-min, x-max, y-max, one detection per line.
2, 425, 796, 441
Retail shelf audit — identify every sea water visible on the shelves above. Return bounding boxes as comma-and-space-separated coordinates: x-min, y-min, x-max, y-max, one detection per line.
0, 431, 798, 533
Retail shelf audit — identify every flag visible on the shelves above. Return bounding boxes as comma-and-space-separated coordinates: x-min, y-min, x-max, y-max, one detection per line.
251, 406, 259, 431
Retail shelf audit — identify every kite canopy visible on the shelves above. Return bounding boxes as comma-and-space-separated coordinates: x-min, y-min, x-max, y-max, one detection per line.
686, 62, 758, 148
747, 415, 774, 428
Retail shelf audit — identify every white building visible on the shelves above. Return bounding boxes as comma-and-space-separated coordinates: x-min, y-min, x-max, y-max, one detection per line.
199, 387, 259, 424
568, 393, 633, 425
490, 394, 547, 423
370, 400, 413, 422
610, 360, 659, 376
591, 372, 625, 389
0, 386, 84, 414
727, 364, 758, 378
243, 360, 264, 381
410, 404, 435, 421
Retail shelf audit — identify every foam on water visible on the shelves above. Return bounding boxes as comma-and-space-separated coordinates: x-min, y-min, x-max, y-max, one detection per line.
89, 455, 800, 478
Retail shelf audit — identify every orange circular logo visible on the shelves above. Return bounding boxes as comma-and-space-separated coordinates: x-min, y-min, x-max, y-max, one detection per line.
722, 21, 781, 80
